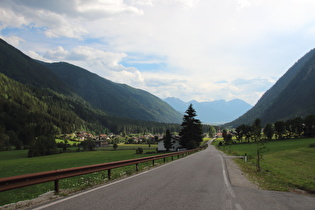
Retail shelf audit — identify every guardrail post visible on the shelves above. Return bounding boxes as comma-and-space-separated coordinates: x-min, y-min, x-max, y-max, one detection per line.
0, 148, 203, 193
163, 157, 166, 163
54, 179, 59, 194
108, 169, 111, 180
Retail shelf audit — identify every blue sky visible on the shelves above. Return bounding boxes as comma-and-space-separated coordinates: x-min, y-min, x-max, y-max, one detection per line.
1, 0, 315, 105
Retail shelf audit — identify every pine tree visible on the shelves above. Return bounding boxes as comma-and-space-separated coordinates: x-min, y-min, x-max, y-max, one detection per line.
179, 104, 203, 149
163, 129, 173, 151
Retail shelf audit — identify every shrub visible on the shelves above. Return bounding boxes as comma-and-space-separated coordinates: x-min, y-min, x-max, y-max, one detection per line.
81, 139, 96, 151
135, 147, 143, 154
28, 136, 58, 157
309, 143, 315, 148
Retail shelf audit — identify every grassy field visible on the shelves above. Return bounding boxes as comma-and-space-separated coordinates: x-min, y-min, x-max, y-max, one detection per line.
215, 138, 315, 193
0, 145, 161, 206
55, 139, 81, 145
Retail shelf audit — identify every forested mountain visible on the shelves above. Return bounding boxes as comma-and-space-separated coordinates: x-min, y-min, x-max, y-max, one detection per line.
0, 39, 69, 94
226, 48, 315, 127
0, 38, 185, 150
0, 38, 181, 124
164, 97, 252, 124
42, 62, 182, 123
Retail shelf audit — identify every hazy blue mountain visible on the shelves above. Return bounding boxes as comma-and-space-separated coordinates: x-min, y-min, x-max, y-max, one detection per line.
226, 48, 315, 127
164, 97, 252, 124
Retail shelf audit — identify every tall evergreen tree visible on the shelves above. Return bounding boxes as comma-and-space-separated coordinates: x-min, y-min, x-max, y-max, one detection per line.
252, 118, 261, 142
163, 129, 173, 151
179, 104, 203, 149
263, 123, 274, 140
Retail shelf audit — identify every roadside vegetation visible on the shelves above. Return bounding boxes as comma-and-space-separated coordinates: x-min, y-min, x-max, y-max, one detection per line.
0, 145, 161, 206
216, 116, 315, 194
214, 120, 315, 194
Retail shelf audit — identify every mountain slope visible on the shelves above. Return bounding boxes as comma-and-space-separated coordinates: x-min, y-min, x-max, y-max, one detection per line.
42, 62, 182, 123
0, 39, 69, 94
227, 48, 315, 127
164, 97, 252, 124
0, 38, 182, 123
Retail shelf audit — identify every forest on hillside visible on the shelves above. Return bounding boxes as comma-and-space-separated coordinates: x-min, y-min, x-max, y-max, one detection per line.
0, 73, 208, 151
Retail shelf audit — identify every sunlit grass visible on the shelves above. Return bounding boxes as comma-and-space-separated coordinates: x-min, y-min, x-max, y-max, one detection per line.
0, 148, 159, 205
216, 138, 315, 193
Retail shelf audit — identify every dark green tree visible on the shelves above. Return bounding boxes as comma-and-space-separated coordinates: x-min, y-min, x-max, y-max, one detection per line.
274, 120, 286, 139
28, 136, 58, 157
263, 123, 274, 140
235, 124, 246, 142
251, 118, 261, 142
179, 104, 203, 149
208, 126, 216, 138
135, 147, 143, 154
291, 117, 303, 138
163, 129, 173, 151
304, 115, 315, 137
243, 125, 252, 143
222, 129, 232, 144
81, 138, 95, 151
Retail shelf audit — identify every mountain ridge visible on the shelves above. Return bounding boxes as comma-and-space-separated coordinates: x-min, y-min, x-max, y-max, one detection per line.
43, 61, 182, 123
164, 97, 252, 124
226, 48, 315, 127
0, 38, 182, 124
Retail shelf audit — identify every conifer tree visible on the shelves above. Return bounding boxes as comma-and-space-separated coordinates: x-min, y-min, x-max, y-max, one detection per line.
179, 104, 203, 149
163, 129, 173, 151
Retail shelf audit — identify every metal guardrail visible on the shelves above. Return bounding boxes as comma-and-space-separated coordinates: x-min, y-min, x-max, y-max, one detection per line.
0, 148, 202, 193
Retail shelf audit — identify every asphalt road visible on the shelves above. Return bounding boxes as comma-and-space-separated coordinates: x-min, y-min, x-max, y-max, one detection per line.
33, 144, 315, 210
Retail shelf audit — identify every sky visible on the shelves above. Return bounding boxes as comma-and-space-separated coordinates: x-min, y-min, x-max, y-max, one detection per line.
1, 0, 315, 105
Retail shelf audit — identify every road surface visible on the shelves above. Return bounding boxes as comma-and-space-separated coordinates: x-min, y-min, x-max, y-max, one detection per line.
33, 144, 315, 210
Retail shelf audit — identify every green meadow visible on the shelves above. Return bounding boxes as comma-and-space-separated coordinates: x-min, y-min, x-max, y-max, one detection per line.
0, 145, 160, 206
215, 138, 315, 193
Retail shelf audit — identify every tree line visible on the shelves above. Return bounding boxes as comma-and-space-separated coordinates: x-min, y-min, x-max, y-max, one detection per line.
0, 74, 212, 152
223, 115, 315, 144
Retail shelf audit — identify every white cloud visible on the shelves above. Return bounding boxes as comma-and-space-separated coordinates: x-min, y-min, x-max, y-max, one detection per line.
1, 0, 315, 105
0, 35, 24, 47
41, 45, 144, 86
44, 46, 69, 60
0, 7, 27, 30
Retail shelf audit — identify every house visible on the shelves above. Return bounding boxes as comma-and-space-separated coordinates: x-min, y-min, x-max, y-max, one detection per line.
98, 134, 109, 140
76, 131, 94, 141
157, 135, 182, 152
215, 132, 222, 138
95, 140, 109, 148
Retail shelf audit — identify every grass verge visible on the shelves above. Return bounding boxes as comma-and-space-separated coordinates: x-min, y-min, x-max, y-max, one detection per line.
0, 147, 163, 206
214, 138, 315, 193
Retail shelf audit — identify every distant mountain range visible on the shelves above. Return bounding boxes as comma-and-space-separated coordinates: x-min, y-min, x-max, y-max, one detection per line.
164, 97, 252, 124
226, 48, 315, 127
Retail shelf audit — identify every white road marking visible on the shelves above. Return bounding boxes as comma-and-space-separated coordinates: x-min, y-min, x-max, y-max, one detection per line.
217, 148, 245, 210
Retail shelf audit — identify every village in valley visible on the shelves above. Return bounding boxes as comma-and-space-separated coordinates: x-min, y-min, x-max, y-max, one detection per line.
59, 131, 175, 151
59, 129, 218, 152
